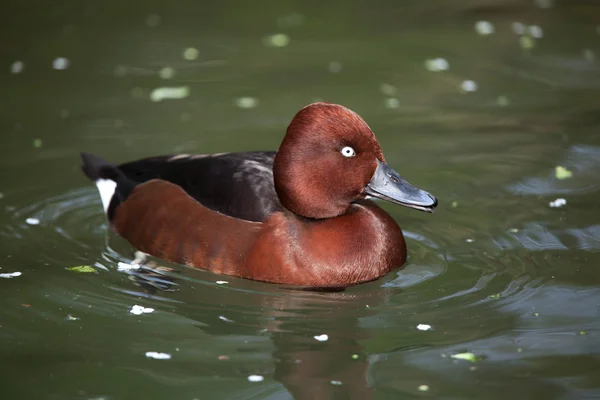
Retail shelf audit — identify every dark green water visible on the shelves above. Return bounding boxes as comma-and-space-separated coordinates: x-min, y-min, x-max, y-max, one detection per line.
2, 1, 600, 399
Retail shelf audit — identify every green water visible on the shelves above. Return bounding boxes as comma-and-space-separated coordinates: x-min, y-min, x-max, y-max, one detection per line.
2, 1, 600, 399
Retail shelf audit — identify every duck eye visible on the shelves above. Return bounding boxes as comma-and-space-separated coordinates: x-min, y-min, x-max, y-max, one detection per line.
340, 146, 356, 157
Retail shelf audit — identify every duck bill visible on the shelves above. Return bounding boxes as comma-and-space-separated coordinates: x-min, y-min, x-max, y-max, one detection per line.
364, 159, 437, 213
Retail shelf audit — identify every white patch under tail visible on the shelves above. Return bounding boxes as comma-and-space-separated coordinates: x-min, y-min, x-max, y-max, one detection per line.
95, 179, 117, 214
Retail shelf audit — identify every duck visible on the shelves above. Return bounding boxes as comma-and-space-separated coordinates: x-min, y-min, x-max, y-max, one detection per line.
81, 102, 437, 288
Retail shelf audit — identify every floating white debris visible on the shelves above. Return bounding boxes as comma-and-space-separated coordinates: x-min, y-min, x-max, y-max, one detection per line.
460, 80, 478, 92
384, 98, 400, 109
314, 334, 328, 342
219, 315, 234, 323
25, 218, 40, 225
117, 262, 140, 271
418, 384, 430, 392
263, 33, 290, 47
466, 238, 474, 243
235, 97, 258, 109
330, 380, 343, 386
328, 61, 342, 73
416, 324, 432, 331
130, 305, 155, 315
150, 86, 190, 102
145, 351, 171, 360
528, 25, 543, 38
0, 272, 21, 278
549, 198, 566, 208
158, 66, 175, 79
247, 375, 264, 382
11, 61, 24, 74
475, 21, 495, 35
380, 83, 397, 96
450, 352, 477, 362
183, 47, 199, 61
145, 14, 161, 27
52, 57, 70, 70
425, 58, 449, 72
216, 280, 228, 285
511, 22, 526, 35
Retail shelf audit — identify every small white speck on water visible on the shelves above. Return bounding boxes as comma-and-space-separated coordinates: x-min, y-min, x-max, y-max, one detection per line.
475, 21, 495, 35
425, 58, 449, 72
512, 22, 526, 35
384, 98, 400, 109
145, 14, 161, 27
460, 80, 478, 92
52, 57, 70, 70
183, 47, 199, 61
216, 280, 228, 285
418, 384, 430, 392
158, 66, 175, 79
130, 305, 155, 315
549, 198, 567, 208
314, 334, 328, 342
247, 375, 264, 382
263, 33, 290, 47
235, 97, 258, 109
145, 351, 171, 360
25, 218, 40, 225
149, 86, 190, 102
11, 61, 24, 74
528, 25, 543, 38
330, 380, 343, 386
328, 61, 342, 73
219, 315, 235, 323
0, 272, 22, 278
380, 83, 397, 96
466, 238, 474, 243
417, 324, 432, 331
117, 262, 140, 271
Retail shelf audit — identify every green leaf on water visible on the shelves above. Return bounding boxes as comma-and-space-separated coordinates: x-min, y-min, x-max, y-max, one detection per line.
555, 166, 573, 180
488, 293, 501, 299
67, 265, 97, 273
450, 352, 478, 362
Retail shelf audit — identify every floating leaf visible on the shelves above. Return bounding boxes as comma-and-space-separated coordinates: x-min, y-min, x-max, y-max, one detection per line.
67, 265, 97, 273
555, 166, 573, 180
488, 293, 501, 299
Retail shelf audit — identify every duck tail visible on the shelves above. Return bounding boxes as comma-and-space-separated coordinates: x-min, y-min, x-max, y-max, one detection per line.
80, 152, 136, 216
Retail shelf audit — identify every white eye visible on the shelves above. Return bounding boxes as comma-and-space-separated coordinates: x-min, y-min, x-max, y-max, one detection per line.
340, 146, 356, 157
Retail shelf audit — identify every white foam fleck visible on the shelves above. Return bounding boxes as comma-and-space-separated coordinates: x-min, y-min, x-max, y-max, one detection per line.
117, 262, 140, 271
0, 272, 22, 278
25, 217, 40, 225
247, 375, 264, 382
11, 61, 24, 74
130, 305, 155, 315
145, 351, 171, 360
52, 57, 70, 70
460, 80, 478, 92
150, 86, 190, 102
314, 334, 328, 342
475, 21, 495, 35
417, 324, 432, 331
549, 198, 567, 208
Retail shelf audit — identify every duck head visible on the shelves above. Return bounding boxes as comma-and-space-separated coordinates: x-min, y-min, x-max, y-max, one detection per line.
273, 102, 437, 219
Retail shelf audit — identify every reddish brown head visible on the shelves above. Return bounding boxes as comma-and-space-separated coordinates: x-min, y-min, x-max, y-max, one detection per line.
273, 102, 437, 219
